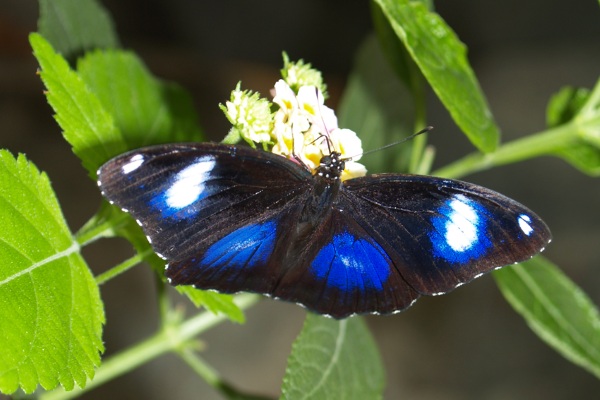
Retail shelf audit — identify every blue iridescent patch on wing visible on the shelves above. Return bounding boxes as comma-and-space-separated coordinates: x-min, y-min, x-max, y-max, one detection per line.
200, 220, 278, 271
311, 231, 391, 292
429, 194, 493, 264
148, 156, 216, 219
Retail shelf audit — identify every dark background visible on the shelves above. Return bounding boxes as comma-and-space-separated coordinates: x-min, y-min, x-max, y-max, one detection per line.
1, 1, 599, 399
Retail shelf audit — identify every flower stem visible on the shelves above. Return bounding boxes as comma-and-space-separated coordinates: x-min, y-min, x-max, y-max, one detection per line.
432, 122, 575, 179
39, 293, 260, 400
409, 69, 427, 174
75, 210, 129, 246
95, 250, 151, 285
415, 145, 436, 175
177, 348, 222, 387
177, 349, 271, 399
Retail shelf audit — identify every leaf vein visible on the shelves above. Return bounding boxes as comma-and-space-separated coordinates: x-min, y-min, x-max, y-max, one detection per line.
0, 242, 80, 287
301, 319, 348, 399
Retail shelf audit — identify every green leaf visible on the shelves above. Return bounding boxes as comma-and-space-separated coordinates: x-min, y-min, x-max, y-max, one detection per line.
281, 315, 385, 399
176, 287, 245, 324
553, 141, 600, 176
31, 33, 203, 179
495, 257, 600, 379
338, 35, 416, 174
0, 151, 104, 394
371, 3, 420, 95
546, 81, 600, 176
30, 33, 126, 178
546, 86, 591, 128
373, 0, 500, 153
38, 0, 120, 61
77, 50, 203, 150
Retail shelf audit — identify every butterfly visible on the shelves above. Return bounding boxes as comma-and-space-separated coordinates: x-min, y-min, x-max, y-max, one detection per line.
97, 142, 551, 318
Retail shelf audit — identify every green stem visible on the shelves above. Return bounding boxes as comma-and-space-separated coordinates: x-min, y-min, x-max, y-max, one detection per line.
95, 250, 151, 285
432, 122, 575, 179
178, 348, 222, 388
415, 145, 436, 175
75, 211, 129, 246
39, 293, 260, 400
156, 273, 172, 325
578, 77, 600, 117
221, 128, 241, 145
409, 70, 427, 174
178, 349, 272, 399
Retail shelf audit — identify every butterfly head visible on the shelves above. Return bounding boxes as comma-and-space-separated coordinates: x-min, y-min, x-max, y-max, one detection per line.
316, 151, 345, 181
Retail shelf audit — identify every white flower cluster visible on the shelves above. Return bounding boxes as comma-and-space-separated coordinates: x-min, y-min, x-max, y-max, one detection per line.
220, 83, 273, 148
270, 80, 366, 180
221, 57, 367, 181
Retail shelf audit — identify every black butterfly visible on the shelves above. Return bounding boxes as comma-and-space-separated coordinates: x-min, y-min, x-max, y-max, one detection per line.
97, 142, 551, 318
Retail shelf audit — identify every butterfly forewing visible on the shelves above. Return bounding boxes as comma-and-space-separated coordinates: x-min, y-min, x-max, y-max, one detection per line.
98, 143, 312, 262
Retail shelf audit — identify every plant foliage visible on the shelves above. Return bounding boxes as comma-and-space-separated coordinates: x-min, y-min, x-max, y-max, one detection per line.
0, 0, 597, 397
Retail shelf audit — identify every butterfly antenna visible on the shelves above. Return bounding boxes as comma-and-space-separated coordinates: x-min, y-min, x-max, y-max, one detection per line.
290, 134, 309, 167
291, 87, 333, 165
312, 87, 336, 154
345, 126, 433, 160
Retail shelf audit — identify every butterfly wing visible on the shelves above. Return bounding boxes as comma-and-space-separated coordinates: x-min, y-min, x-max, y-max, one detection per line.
273, 174, 551, 318
339, 174, 552, 296
270, 207, 421, 318
99, 144, 551, 319
98, 143, 314, 293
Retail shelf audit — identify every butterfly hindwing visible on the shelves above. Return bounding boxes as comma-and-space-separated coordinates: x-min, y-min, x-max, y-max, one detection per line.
271, 209, 420, 318
167, 204, 308, 296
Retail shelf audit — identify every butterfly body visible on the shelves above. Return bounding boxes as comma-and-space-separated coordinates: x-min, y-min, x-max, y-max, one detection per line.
98, 142, 551, 318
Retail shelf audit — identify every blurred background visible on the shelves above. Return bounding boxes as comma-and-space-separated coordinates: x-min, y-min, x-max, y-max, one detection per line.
1, 0, 599, 398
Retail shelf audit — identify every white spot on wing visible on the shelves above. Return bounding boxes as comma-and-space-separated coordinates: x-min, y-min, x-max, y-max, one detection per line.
122, 154, 145, 174
165, 158, 215, 209
518, 214, 534, 236
444, 194, 479, 252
